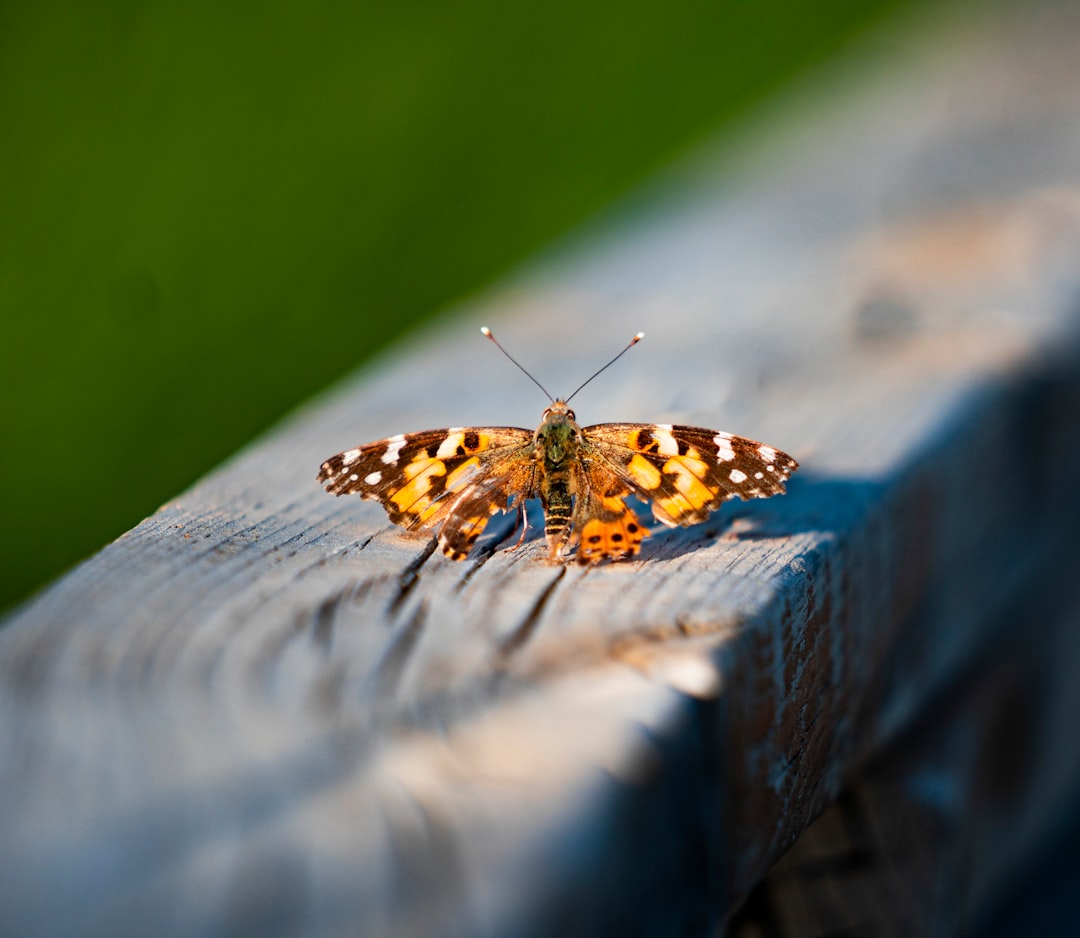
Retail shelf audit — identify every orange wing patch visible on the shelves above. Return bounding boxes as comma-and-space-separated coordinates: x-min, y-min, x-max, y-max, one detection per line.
651, 451, 717, 522
660, 453, 713, 510
576, 501, 649, 564
626, 453, 662, 489
389, 458, 446, 517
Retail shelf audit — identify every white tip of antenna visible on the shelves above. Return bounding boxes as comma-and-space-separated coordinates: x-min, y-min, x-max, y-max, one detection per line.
480, 326, 492, 337
634, 332, 645, 341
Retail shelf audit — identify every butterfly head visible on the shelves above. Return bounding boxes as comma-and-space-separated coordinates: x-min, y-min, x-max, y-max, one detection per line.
541, 399, 576, 422
537, 399, 581, 464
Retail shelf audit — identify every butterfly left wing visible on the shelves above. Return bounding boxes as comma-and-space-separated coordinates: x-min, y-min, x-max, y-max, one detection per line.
581, 423, 798, 529
318, 427, 536, 559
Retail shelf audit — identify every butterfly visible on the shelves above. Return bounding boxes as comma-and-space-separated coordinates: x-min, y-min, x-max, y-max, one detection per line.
318, 328, 798, 564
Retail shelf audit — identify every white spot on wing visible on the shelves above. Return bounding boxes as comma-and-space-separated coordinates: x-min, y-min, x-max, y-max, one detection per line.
653, 428, 679, 456
382, 435, 407, 464
349, 474, 358, 482
758, 445, 777, 462
341, 448, 361, 466
364, 471, 382, 485
713, 432, 735, 462
729, 468, 747, 484
436, 432, 465, 459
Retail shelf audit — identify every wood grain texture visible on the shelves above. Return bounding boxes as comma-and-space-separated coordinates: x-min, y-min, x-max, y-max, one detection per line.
729, 536, 1080, 937
5, 3, 1080, 935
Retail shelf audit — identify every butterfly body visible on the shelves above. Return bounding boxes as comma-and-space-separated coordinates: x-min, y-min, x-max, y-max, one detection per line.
318, 398, 797, 565
534, 400, 584, 559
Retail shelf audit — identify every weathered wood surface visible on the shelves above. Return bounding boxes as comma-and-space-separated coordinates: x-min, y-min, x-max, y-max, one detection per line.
4, 2, 1080, 935
728, 493, 1080, 937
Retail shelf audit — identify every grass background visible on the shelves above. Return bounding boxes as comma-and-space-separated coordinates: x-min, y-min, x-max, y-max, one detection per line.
0, 0, 914, 614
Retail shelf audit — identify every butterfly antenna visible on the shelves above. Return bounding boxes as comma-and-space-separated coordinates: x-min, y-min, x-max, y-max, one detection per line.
565, 332, 645, 404
481, 327, 554, 402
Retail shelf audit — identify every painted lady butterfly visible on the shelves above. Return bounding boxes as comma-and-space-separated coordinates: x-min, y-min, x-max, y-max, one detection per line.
318, 328, 798, 564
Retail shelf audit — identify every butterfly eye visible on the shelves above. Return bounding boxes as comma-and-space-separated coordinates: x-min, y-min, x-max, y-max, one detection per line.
566, 409, 576, 421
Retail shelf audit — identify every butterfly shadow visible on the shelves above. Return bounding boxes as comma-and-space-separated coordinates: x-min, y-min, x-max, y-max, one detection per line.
468, 498, 548, 560
632, 473, 886, 566
469, 474, 884, 569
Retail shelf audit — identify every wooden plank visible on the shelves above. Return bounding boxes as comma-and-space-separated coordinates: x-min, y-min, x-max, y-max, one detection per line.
4, 2, 1080, 935
729, 496, 1080, 936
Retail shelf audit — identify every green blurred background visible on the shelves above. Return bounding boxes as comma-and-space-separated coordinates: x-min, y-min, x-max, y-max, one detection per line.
0, 0, 913, 614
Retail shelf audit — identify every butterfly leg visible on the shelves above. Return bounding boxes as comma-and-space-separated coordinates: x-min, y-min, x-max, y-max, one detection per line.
505, 499, 529, 552
546, 532, 570, 563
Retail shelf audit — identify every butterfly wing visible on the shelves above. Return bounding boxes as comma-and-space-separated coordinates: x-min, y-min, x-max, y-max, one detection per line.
581, 423, 798, 528
318, 427, 536, 558
569, 456, 650, 563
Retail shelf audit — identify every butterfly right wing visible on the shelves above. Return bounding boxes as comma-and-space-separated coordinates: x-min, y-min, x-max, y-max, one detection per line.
582, 423, 798, 526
